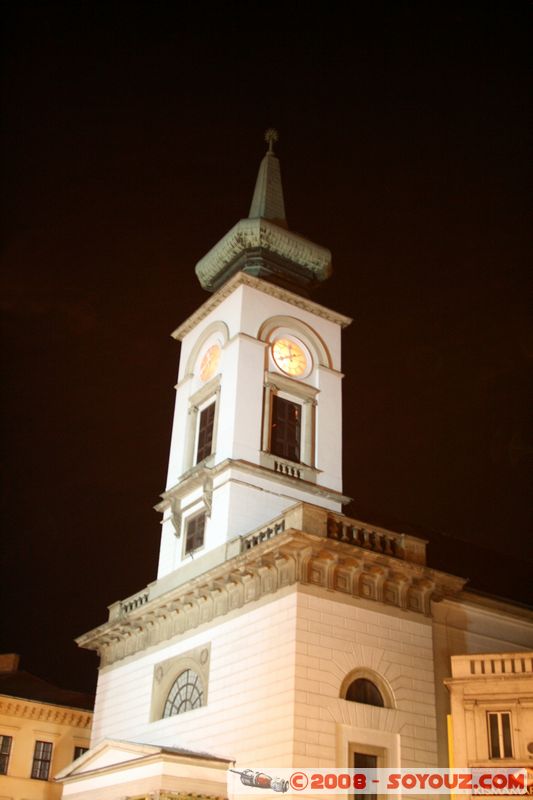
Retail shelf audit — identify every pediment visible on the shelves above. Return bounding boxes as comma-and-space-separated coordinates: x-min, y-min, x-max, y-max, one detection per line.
56, 739, 162, 779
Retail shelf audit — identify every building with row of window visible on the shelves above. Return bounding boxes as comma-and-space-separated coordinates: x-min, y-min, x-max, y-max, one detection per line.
53, 134, 533, 800
0, 653, 92, 800
446, 652, 533, 778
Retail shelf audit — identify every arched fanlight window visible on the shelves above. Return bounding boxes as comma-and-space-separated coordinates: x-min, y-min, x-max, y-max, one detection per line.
163, 669, 204, 717
345, 677, 385, 707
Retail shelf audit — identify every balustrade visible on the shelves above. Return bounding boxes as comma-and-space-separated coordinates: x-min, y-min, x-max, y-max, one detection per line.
326, 514, 403, 559
120, 591, 149, 615
452, 653, 533, 677
242, 518, 286, 551
273, 460, 301, 479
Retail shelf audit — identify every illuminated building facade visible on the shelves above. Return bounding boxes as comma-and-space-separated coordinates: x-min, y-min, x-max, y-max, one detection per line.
56, 134, 533, 800
0, 654, 92, 800
446, 652, 533, 782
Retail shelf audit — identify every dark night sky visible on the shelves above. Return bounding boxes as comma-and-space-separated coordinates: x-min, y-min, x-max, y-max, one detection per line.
1, 3, 532, 694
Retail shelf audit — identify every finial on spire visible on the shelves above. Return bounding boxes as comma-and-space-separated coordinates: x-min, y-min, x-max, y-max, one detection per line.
265, 128, 278, 154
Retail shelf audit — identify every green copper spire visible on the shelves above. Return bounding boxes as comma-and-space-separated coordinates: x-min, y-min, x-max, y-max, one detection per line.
195, 130, 332, 294
248, 129, 287, 228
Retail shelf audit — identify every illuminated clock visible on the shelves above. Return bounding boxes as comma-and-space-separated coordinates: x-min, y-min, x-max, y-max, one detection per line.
199, 344, 221, 382
272, 338, 308, 377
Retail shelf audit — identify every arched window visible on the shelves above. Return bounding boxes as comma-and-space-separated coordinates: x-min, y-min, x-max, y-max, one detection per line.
345, 677, 385, 707
163, 669, 204, 717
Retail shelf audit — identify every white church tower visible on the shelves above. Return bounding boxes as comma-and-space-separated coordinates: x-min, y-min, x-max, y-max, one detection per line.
58, 133, 533, 800
155, 128, 351, 593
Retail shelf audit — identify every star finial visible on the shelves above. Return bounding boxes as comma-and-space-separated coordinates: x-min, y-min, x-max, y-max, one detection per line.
265, 128, 279, 154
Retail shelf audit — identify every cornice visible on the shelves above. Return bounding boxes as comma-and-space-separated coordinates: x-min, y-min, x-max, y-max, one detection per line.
435, 593, 533, 623
119, 794, 224, 800
156, 458, 351, 513
56, 738, 230, 785
194, 217, 331, 290
77, 529, 465, 668
171, 272, 352, 341
158, 794, 226, 800
109, 793, 224, 800
60, 752, 227, 783
459, 591, 533, 618
445, 674, 533, 687
0, 695, 92, 728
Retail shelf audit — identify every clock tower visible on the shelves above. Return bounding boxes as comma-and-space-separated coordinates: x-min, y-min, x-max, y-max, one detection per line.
155, 130, 352, 585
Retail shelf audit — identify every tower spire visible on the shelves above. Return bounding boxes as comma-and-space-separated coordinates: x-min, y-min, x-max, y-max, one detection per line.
248, 128, 287, 227
195, 131, 332, 294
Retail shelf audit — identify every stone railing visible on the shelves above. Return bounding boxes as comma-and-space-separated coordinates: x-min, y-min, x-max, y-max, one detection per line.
241, 516, 286, 551
121, 591, 149, 614
327, 515, 401, 557
451, 653, 533, 678
109, 589, 150, 620
238, 504, 427, 565
109, 504, 428, 623
326, 511, 427, 564
273, 459, 302, 479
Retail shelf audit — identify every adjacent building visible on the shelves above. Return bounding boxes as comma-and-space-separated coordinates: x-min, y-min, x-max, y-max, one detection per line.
0, 653, 92, 800
446, 652, 533, 782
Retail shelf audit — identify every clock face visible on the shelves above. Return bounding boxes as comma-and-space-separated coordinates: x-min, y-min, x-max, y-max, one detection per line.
272, 338, 308, 377
199, 344, 221, 382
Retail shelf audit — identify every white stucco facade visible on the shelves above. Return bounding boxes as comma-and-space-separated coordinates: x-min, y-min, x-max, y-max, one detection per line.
61, 144, 533, 800
156, 274, 351, 581
89, 586, 439, 768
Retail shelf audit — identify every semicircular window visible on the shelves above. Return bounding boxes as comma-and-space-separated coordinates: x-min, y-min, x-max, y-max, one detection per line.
345, 677, 384, 707
163, 669, 204, 717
